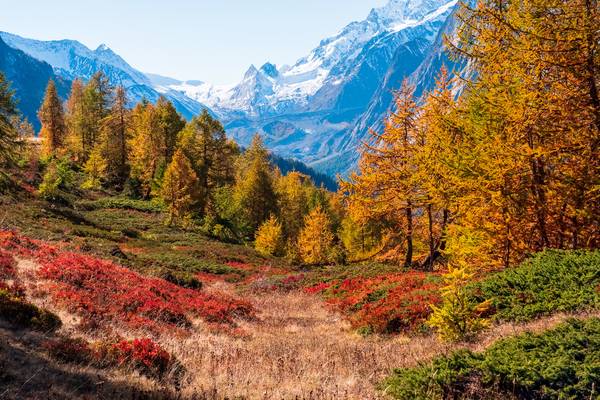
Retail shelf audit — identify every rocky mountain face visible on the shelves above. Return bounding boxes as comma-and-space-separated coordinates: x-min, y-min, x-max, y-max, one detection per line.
159, 0, 460, 176
338, 4, 465, 173
0, 0, 464, 176
0, 32, 209, 121
0, 36, 70, 131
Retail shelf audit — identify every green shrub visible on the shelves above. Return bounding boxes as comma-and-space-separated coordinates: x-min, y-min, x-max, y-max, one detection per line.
70, 226, 123, 241
156, 269, 203, 290
76, 196, 164, 213
470, 250, 600, 322
0, 290, 61, 331
137, 252, 241, 276
383, 318, 600, 400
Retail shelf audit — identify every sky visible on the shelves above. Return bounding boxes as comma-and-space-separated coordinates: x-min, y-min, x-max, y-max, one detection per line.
1, 0, 388, 84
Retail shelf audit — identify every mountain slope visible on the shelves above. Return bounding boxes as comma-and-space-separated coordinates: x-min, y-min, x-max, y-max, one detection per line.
0, 32, 210, 121
0, 36, 70, 131
0, 0, 461, 176
159, 0, 459, 176
337, 4, 465, 173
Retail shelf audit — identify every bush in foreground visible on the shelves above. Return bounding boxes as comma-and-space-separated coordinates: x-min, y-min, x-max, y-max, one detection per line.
382, 318, 600, 400
306, 271, 443, 334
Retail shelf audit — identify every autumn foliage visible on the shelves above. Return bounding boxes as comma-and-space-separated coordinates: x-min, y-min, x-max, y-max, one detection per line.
44, 336, 177, 379
0, 231, 254, 333
298, 206, 335, 265
254, 215, 284, 256
305, 271, 442, 333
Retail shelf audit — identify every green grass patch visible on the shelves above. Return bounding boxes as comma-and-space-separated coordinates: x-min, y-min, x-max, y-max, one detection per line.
382, 317, 600, 400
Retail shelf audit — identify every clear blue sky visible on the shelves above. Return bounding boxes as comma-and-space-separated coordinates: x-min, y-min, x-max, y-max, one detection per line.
1, 0, 387, 84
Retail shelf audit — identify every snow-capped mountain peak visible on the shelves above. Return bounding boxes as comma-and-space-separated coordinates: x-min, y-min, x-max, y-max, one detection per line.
162, 0, 460, 174
243, 64, 259, 80
170, 0, 456, 118
95, 43, 110, 52
260, 62, 278, 78
369, 0, 450, 23
1, 0, 460, 176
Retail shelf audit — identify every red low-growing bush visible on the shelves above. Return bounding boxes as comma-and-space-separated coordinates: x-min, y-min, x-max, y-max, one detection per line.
43, 337, 93, 364
0, 248, 25, 297
0, 231, 255, 334
269, 273, 306, 292
0, 249, 16, 280
44, 336, 181, 380
39, 252, 255, 333
112, 338, 172, 378
0, 231, 58, 260
305, 271, 442, 334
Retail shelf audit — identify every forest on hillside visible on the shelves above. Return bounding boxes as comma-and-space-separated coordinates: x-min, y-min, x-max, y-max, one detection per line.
0, 0, 598, 399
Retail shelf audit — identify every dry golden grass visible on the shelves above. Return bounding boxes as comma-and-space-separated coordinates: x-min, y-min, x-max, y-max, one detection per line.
12, 257, 600, 399
168, 283, 600, 400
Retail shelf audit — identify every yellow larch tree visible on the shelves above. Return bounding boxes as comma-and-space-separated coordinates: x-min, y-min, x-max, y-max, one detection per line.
38, 80, 66, 158
298, 206, 335, 265
161, 148, 199, 226
254, 215, 284, 257
342, 80, 421, 268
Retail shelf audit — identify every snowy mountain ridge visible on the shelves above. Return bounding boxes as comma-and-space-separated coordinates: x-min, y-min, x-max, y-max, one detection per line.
0, 0, 462, 176
0, 31, 209, 120
160, 0, 457, 118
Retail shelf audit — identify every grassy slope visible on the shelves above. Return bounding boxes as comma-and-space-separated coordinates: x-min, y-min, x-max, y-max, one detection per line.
0, 189, 292, 285
1, 185, 599, 399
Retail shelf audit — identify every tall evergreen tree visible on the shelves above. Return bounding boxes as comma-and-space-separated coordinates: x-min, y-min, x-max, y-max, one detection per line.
38, 80, 66, 157
233, 134, 277, 237
0, 72, 19, 166
101, 86, 130, 185
179, 109, 238, 216
156, 96, 185, 164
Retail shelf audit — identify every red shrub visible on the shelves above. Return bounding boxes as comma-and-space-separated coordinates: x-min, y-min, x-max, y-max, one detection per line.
0, 231, 254, 334
0, 231, 59, 261
0, 249, 16, 280
43, 337, 93, 364
112, 338, 172, 378
225, 261, 254, 271
38, 252, 254, 333
44, 336, 179, 380
0, 248, 25, 297
303, 281, 333, 294
305, 271, 442, 334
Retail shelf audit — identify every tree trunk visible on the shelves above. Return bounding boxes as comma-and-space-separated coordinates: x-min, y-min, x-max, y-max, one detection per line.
584, 0, 600, 137
530, 155, 550, 249
426, 203, 434, 271
404, 206, 413, 269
